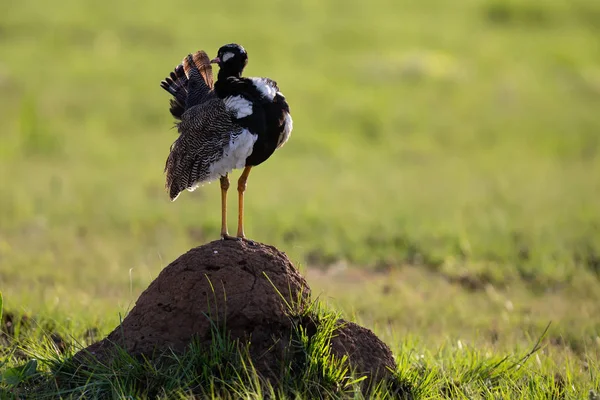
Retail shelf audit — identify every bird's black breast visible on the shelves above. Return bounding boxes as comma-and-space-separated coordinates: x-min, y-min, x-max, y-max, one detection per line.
214, 78, 266, 139
244, 91, 290, 166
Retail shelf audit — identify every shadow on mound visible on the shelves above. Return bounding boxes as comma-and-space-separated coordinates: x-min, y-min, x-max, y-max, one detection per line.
74, 240, 403, 392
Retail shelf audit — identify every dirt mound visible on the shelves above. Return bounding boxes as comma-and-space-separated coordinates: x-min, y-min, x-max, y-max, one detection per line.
75, 240, 397, 386
330, 320, 397, 383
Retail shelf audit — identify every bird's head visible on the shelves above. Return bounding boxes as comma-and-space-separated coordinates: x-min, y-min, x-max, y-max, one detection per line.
211, 43, 248, 78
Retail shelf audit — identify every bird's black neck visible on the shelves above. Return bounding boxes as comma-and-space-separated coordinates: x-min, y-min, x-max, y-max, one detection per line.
217, 68, 242, 81
215, 67, 246, 98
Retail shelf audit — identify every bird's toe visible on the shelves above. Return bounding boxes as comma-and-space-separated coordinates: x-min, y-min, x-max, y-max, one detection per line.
221, 234, 241, 241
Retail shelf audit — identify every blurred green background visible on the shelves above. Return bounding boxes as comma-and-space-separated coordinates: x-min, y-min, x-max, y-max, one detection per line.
0, 0, 599, 364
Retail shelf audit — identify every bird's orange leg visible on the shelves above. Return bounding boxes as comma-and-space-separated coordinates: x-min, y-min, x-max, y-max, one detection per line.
236, 166, 252, 239
219, 174, 235, 240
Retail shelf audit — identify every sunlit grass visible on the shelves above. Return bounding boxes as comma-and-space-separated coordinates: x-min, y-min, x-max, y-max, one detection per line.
1, 301, 596, 398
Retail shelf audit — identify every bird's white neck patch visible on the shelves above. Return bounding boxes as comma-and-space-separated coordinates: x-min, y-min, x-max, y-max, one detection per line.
224, 95, 253, 119
222, 52, 234, 62
250, 78, 277, 100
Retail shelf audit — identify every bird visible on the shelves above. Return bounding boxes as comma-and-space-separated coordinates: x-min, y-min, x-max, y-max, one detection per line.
160, 44, 293, 240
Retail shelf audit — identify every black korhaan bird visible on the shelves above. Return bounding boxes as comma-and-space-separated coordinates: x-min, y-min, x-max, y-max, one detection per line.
160, 44, 293, 239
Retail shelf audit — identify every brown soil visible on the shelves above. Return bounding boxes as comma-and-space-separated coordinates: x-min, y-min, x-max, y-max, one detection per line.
330, 320, 397, 383
75, 239, 397, 386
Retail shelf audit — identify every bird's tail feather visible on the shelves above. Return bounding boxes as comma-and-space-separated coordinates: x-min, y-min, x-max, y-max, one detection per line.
183, 51, 214, 90
182, 51, 214, 109
160, 64, 188, 120
160, 50, 214, 120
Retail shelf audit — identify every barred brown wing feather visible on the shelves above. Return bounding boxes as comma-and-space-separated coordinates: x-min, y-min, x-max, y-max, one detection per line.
161, 50, 215, 120
191, 51, 214, 90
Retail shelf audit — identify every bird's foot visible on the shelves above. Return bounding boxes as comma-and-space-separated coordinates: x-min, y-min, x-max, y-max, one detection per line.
221, 234, 242, 241
221, 234, 255, 245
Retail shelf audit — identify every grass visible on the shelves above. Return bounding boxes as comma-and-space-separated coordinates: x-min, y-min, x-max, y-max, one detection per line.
1, 301, 592, 399
1, 0, 599, 397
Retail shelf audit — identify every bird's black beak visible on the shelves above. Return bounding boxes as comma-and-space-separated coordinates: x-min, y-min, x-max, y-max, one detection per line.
210, 57, 220, 64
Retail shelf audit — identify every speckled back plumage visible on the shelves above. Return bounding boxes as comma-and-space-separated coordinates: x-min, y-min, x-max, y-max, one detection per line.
161, 51, 247, 201
165, 100, 245, 200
